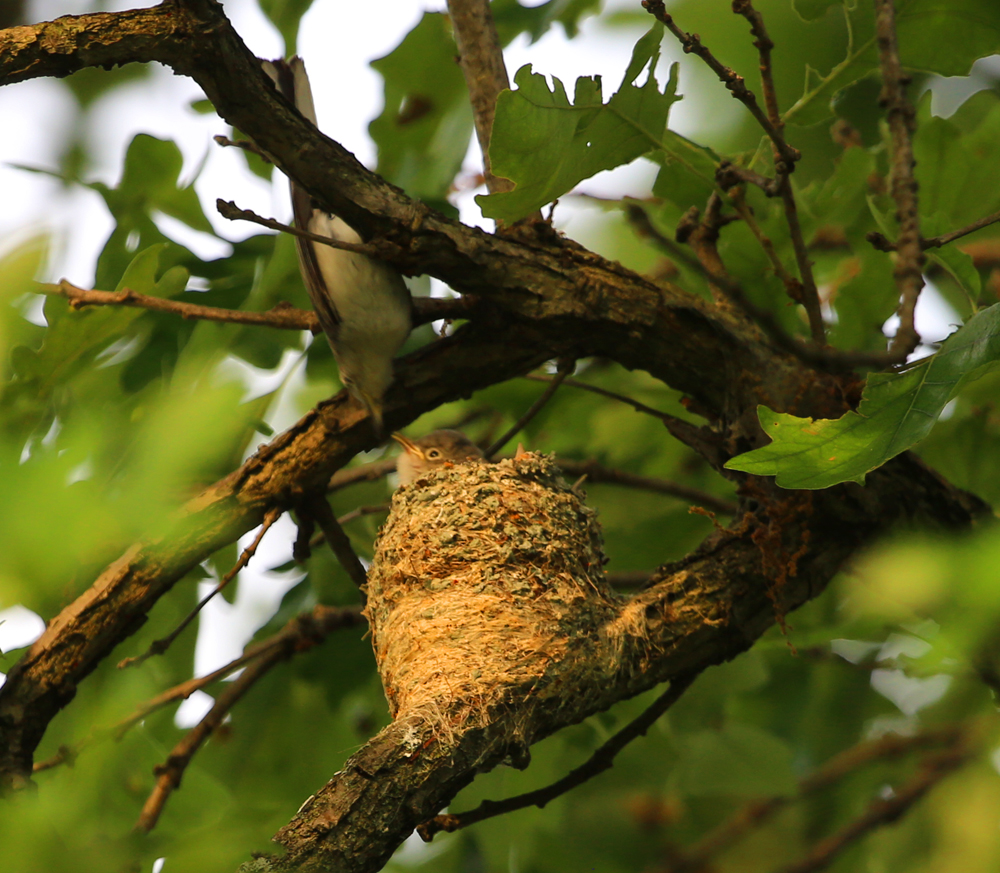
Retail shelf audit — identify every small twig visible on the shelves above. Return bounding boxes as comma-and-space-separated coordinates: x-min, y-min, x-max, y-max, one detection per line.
675, 194, 737, 308
868, 208, 1000, 252
716, 160, 780, 197
485, 363, 573, 459
446, 0, 514, 196
925, 209, 1000, 248
213, 133, 271, 161
327, 458, 398, 493
626, 204, 903, 368
418, 672, 696, 840
118, 508, 281, 669
34, 604, 363, 775
44, 278, 474, 334
217, 199, 381, 258
301, 494, 369, 598
554, 459, 736, 516
522, 371, 717, 455
308, 504, 390, 550
41, 280, 319, 331
727, 188, 804, 302
874, 0, 924, 359
642, 0, 799, 170
133, 604, 360, 833
667, 725, 964, 872
775, 744, 969, 873
732, 0, 825, 343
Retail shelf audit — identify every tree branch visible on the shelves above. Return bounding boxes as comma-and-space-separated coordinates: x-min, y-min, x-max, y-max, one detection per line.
418, 673, 697, 840
523, 370, 719, 458
776, 743, 970, 873
555, 459, 736, 516
0, 6, 990, 869
446, 0, 514, 196
270, 456, 985, 872
133, 604, 361, 833
642, 0, 800, 170
867, 207, 1000, 252
300, 494, 369, 597
731, 0, 825, 343
32, 604, 363, 774
38, 278, 475, 332
42, 279, 318, 332
667, 724, 965, 871
874, 0, 925, 359
119, 508, 282, 670
484, 363, 571, 458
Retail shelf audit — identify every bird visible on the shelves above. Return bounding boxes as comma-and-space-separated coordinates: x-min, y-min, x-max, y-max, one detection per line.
263, 56, 412, 437
392, 430, 485, 486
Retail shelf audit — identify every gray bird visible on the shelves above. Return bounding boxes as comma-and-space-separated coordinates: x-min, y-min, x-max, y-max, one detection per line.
264, 56, 412, 436
392, 430, 485, 486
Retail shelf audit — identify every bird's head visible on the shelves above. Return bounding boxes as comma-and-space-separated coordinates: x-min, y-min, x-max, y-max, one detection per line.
392, 430, 485, 486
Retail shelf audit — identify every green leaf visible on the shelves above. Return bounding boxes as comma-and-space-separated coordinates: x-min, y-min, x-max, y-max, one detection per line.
369, 12, 473, 210
673, 723, 797, 797
785, 0, 1000, 126
478, 24, 680, 223
914, 92, 1000, 244
257, 0, 313, 54
493, 0, 602, 42
113, 134, 214, 234
926, 246, 980, 314
725, 303, 1000, 488
649, 130, 719, 212
793, 0, 843, 22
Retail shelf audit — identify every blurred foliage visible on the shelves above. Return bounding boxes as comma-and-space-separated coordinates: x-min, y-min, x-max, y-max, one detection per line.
1, 1, 999, 873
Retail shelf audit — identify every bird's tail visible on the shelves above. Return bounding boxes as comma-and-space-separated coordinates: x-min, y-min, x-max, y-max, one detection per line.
261, 56, 318, 126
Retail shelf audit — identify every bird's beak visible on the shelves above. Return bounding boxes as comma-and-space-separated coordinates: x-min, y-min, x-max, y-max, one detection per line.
391, 432, 420, 456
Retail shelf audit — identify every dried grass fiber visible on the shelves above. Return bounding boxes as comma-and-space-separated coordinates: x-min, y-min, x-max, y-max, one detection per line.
366, 453, 622, 730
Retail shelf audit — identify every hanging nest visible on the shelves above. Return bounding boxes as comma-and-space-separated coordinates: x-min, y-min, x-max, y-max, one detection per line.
365, 453, 629, 736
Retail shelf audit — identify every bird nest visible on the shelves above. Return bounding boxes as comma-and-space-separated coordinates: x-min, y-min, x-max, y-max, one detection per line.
365, 453, 624, 735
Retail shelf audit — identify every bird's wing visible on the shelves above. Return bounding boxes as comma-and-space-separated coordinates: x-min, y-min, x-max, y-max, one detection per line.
267, 57, 341, 334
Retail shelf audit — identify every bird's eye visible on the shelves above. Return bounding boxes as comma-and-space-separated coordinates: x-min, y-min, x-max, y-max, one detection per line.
427, 449, 442, 459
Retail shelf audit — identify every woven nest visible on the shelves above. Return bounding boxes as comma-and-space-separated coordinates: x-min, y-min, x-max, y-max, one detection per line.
365, 453, 624, 733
